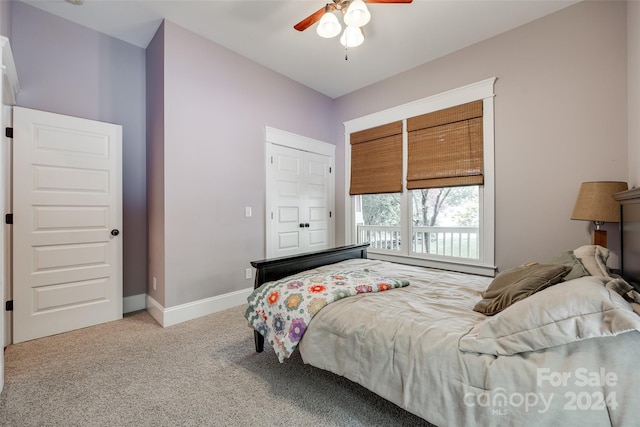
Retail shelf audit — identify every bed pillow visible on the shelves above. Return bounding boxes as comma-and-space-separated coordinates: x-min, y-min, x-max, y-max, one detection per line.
473, 264, 571, 315
460, 276, 640, 356
544, 250, 589, 281
606, 277, 635, 297
574, 245, 610, 277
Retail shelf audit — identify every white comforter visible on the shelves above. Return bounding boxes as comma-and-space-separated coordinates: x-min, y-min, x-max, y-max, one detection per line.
296, 259, 640, 427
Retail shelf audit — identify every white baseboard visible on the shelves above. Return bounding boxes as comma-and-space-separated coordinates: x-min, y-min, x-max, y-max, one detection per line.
146, 295, 164, 325
123, 293, 146, 314
146, 287, 252, 328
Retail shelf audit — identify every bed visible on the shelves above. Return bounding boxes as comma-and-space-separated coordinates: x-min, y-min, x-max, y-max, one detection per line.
246, 191, 640, 427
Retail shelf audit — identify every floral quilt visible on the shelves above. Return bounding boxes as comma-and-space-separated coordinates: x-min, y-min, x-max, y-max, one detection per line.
244, 269, 409, 362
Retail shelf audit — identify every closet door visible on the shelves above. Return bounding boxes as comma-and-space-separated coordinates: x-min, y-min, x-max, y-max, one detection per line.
303, 151, 331, 252
268, 144, 305, 258
266, 143, 333, 258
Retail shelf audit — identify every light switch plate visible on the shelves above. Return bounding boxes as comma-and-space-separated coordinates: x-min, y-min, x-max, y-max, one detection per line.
245, 206, 252, 217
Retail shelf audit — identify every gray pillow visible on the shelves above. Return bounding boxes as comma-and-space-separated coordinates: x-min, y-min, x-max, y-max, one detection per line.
473, 264, 572, 315
544, 250, 590, 281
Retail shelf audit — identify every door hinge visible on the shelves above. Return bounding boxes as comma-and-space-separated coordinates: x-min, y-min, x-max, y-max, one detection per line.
329, 167, 332, 173
5, 213, 13, 224
5, 300, 13, 311
5, 127, 13, 138
329, 211, 332, 218
270, 212, 273, 220
270, 156, 274, 164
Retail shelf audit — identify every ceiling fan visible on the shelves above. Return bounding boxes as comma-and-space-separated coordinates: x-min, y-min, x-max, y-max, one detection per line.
294, 0, 413, 52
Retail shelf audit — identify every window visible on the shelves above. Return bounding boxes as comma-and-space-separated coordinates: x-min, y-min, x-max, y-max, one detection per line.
410, 186, 479, 259
356, 188, 479, 258
345, 79, 496, 276
356, 193, 401, 251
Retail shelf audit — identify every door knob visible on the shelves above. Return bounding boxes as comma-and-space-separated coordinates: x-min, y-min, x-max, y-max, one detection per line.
299, 223, 305, 228
304, 223, 310, 228
111, 229, 120, 236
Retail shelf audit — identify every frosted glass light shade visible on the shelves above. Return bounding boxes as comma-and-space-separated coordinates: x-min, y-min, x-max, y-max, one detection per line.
317, 12, 342, 38
340, 26, 365, 48
344, 0, 371, 27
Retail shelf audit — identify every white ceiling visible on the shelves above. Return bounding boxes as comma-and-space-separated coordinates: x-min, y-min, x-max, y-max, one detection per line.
21, 0, 579, 98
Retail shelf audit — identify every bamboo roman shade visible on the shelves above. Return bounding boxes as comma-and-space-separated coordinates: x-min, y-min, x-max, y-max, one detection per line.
406, 100, 483, 190
349, 121, 403, 195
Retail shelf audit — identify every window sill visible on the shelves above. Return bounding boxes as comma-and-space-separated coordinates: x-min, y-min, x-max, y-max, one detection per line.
367, 250, 497, 277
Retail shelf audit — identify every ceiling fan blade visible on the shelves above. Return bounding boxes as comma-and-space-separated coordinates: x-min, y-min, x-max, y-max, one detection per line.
294, 7, 328, 32
365, 0, 413, 3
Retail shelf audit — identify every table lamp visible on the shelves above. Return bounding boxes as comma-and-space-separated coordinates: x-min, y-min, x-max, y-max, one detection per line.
571, 181, 628, 248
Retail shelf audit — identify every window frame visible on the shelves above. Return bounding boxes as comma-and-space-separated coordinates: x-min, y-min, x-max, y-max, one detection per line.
343, 78, 497, 276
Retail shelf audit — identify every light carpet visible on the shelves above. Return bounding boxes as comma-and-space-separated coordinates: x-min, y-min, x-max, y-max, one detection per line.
0, 305, 436, 426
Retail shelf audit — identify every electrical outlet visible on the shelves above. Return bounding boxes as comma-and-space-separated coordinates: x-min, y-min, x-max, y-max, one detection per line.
152, 276, 157, 291
245, 268, 252, 280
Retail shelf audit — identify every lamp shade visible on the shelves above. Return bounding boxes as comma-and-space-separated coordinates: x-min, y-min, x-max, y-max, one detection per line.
316, 11, 342, 38
344, 0, 371, 27
340, 26, 365, 48
571, 181, 628, 223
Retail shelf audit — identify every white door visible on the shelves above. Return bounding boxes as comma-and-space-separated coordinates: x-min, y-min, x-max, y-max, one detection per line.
13, 107, 122, 343
268, 144, 304, 257
267, 143, 333, 258
304, 151, 331, 252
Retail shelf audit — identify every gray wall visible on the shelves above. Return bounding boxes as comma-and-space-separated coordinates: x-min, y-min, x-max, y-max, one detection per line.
151, 21, 337, 308
146, 23, 165, 306
629, 0, 640, 188
0, 1, 11, 39
333, 0, 629, 271
11, 2, 148, 297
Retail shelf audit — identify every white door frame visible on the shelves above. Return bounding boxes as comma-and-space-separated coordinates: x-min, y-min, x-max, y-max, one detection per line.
264, 126, 335, 258
0, 35, 20, 394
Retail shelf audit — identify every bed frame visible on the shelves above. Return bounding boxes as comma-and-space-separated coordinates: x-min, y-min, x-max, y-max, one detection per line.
615, 187, 640, 291
250, 243, 370, 352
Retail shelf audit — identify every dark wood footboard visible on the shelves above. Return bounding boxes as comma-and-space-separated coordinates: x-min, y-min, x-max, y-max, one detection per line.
249, 243, 369, 352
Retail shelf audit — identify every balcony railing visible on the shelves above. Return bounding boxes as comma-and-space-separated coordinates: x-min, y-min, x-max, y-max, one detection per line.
357, 225, 479, 259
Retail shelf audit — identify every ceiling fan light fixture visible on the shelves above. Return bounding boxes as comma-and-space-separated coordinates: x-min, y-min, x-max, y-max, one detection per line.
343, 0, 371, 27
340, 26, 365, 48
316, 11, 342, 38
295, 0, 411, 56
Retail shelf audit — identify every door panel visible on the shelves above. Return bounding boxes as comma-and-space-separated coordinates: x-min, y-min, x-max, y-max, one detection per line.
34, 206, 108, 230
13, 107, 122, 343
33, 278, 109, 312
277, 232, 300, 251
270, 145, 303, 257
304, 152, 330, 251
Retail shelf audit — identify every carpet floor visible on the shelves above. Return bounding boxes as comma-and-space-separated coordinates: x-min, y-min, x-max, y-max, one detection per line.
0, 305, 436, 426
